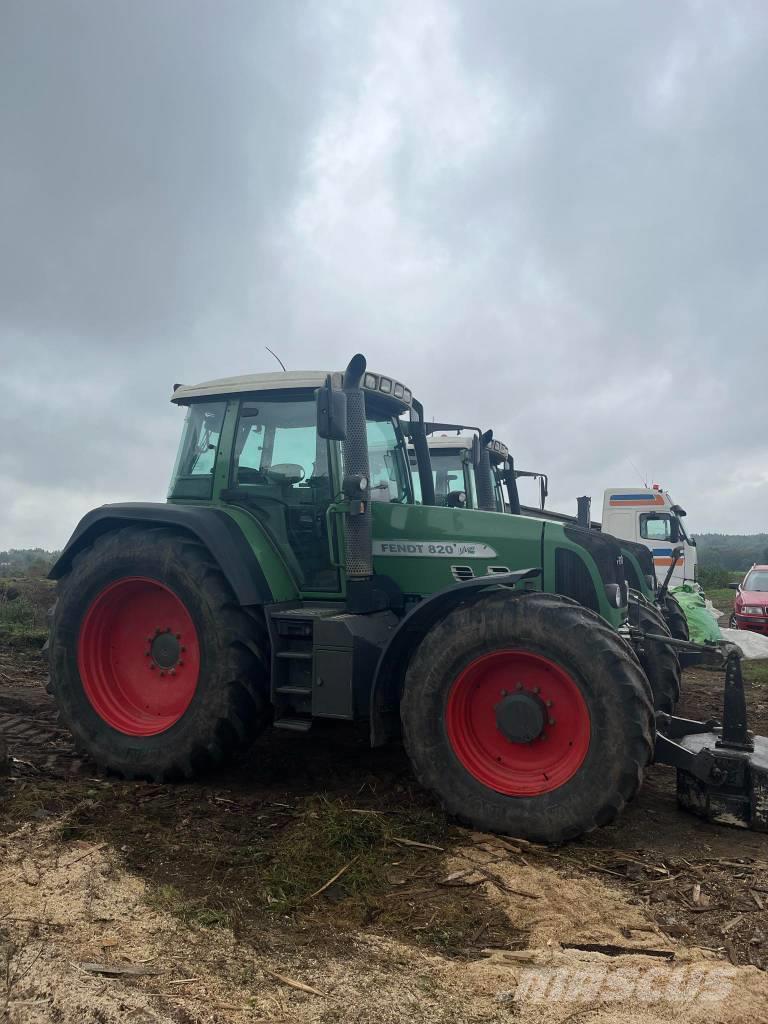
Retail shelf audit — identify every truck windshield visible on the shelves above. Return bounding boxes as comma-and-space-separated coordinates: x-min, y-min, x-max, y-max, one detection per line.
366, 416, 412, 503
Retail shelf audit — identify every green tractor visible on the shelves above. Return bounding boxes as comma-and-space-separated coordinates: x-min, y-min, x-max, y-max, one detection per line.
412, 426, 682, 712
46, 356, 767, 841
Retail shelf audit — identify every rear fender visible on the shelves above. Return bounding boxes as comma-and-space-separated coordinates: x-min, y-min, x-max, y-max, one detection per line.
369, 568, 541, 746
49, 503, 282, 606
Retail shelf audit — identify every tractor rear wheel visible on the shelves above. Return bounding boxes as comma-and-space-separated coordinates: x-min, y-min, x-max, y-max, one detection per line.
400, 591, 654, 843
661, 593, 689, 642
629, 593, 681, 713
48, 526, 271, 779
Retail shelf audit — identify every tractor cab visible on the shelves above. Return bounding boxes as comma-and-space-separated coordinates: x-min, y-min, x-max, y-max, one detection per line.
408, 425, 513, 514
170, 368, 426, 596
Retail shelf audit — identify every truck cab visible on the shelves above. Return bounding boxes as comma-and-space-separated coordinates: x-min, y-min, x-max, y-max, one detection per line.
601, 487, 697, 588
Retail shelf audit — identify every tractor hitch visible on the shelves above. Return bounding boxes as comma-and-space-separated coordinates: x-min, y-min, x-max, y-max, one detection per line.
655, 651, 768, 831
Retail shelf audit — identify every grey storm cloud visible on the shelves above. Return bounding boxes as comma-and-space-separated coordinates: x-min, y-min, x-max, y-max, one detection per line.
2, 0, 767, 549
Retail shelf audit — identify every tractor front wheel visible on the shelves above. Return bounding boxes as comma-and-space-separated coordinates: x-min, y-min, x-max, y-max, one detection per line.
400, 591, 654, 843
48, 526, 271, 780
661, 593, 689, 642
629, 593, 681, 713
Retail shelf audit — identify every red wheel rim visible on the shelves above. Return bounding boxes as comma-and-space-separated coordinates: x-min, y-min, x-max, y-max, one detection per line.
445, 650, 590, 796
78, 577, 200, 736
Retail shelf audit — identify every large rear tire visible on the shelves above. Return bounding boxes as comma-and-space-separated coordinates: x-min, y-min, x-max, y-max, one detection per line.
629, 593, 681, 713
48, 526, 271, 780
400, 591, 654, 843
661, 593, 689, 642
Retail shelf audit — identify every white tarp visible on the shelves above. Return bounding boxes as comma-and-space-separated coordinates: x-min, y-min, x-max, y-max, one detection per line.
719, 627, 768, 660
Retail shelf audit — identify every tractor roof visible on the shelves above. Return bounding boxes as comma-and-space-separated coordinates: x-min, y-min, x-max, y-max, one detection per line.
171, 368, 414, 411
425, 435, 510, 462
172, 371, 329, 403
427, 435, 473, 450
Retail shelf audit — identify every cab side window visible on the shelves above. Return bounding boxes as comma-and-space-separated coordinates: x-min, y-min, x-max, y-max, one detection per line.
640, 513, 672, 541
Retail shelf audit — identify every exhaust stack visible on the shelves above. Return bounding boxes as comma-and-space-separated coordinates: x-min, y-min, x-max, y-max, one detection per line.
577, 495, 592, 529
341, 354, 373, 580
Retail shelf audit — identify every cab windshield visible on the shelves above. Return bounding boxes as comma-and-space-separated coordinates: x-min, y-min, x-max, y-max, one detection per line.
426, 449, 475, 508
169, 401, 227, 499
366, 415, 412, 503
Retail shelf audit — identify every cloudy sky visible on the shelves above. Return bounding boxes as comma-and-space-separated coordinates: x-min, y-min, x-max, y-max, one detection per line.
2, 0, 767, 550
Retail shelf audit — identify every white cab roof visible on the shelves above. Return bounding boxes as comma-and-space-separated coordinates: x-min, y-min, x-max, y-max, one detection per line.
172, 371, 332, 403
428, 435, 474, 450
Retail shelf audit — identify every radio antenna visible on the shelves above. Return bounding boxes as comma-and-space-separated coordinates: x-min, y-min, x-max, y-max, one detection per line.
265, 346, 287, 372
628, 459, 648, 488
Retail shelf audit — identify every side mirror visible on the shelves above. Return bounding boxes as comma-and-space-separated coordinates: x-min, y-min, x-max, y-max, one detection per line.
728, 582, 741, 590
471, 434, 481, 468
670, 519, 681, 543
316, 377, 347, 440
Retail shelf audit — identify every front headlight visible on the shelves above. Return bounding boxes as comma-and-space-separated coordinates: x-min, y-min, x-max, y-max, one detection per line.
740, 606, 764, 616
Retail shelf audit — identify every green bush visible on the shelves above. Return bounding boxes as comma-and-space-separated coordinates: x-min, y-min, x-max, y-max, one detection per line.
698, 566, 732, 590
0, 592, 45, 632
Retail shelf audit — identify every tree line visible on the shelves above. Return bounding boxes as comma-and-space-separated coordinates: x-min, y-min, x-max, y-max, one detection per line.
0, 549, 59, 578
694, 533, 768, 572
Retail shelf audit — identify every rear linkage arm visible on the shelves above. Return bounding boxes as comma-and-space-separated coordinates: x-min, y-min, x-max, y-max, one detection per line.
653, 652, 768, 831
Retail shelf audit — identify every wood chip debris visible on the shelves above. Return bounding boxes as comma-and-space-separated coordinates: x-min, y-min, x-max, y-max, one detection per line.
263, 967, 325, 997
438, 869, 484, 887
78, 962, 164, 977
562, 943, 674, 960
302, 856, 359, 902
391, 837, 444, 852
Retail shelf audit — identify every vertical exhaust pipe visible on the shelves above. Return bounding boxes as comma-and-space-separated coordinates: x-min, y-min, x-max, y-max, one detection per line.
342, 354, 373, 580
577, 495, 592, 529
476, 431, 496, 513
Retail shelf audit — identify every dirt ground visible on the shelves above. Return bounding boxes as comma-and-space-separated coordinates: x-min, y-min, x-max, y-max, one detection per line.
2, 619, 768, 1023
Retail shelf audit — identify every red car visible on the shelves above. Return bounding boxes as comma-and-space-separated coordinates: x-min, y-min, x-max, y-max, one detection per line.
730, 565, 768, 634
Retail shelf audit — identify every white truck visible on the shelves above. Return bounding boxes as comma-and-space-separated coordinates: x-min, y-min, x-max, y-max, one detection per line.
598, 487, 697, 588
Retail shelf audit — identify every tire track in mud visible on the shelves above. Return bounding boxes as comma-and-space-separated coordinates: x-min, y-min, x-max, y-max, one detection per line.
0, 684, 82, 778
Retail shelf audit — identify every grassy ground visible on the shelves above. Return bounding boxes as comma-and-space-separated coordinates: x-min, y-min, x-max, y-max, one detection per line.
699, 570, 741, 616
0, 577, 52, 638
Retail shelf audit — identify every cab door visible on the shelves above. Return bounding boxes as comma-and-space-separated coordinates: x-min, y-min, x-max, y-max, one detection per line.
229, 393, 342, 594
